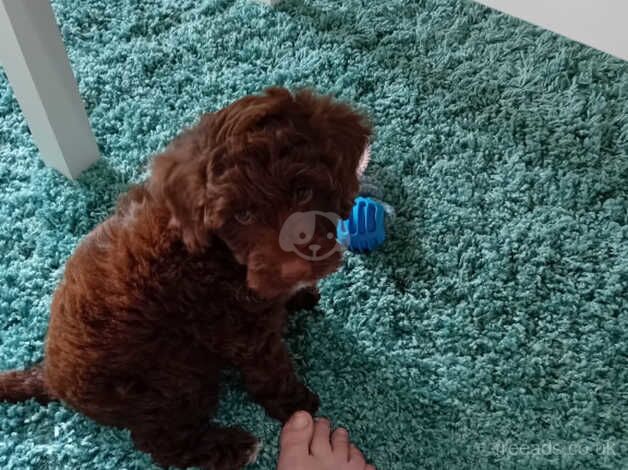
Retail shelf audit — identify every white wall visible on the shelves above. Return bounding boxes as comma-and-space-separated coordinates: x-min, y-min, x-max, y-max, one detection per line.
474, 0, 628, 61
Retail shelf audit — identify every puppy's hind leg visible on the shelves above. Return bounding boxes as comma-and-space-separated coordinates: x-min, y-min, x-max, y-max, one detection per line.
125, 376, 258, 470
131, 416, 259, 470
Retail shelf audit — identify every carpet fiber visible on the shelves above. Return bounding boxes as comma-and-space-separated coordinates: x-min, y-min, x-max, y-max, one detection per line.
1, 0, 627, 468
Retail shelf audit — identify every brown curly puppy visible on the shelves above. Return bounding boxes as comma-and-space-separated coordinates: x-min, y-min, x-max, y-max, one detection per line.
0, 87, 371, 469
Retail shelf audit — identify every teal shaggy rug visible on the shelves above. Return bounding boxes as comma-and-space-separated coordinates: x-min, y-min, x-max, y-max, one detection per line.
1, 0, 627, 468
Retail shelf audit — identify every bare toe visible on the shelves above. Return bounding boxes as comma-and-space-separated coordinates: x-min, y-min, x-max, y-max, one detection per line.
278, 411, 314, 468
349, 444, 366, 468
278, 413, 374, 470
310, 418, 333, 457
331, 427, 350, 461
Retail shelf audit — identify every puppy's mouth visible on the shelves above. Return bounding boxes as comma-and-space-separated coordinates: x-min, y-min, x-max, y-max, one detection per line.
246, 269, 315, 301
245, 252, 342, 300
247, 277, 315, 301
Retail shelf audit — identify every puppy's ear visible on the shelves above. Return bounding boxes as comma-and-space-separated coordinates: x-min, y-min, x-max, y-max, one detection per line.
295, 90, 372, 212
327, 102, 372, 183
149, 146, 223, 253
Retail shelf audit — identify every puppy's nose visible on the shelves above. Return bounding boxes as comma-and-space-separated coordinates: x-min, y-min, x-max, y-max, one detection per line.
280, 259, 312, 281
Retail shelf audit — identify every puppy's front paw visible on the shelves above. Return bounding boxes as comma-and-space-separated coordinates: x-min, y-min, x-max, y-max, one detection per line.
293, 384, 320, 417
266, 383, 320, 423
286, 286, 320, 312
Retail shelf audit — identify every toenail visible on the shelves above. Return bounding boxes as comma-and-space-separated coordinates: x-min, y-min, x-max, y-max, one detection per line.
335, 428, 348, 436
288, 411, 310, 429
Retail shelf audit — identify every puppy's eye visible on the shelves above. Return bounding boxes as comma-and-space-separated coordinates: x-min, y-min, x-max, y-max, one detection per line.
235, 210, 255, 225
295, 187, 313, 205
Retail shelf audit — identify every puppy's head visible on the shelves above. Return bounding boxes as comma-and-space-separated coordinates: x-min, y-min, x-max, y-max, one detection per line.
150, 87, 371, 299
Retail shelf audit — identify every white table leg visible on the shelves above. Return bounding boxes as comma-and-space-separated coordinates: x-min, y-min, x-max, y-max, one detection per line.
0, 0, 100, 179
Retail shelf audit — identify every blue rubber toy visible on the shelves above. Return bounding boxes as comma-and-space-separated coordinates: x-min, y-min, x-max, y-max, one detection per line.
336, 196, 387, 253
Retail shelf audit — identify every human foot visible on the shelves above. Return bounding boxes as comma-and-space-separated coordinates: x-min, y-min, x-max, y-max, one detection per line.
277, 411, 375, 470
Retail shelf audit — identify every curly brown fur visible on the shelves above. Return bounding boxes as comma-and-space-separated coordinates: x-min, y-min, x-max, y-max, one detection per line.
0, 87, 371, 469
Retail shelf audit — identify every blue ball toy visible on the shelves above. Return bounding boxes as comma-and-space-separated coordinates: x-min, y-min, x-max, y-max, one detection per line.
336, 196, 387, 253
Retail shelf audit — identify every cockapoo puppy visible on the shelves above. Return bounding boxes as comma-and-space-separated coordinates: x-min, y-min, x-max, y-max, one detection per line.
0, 87, 371, 469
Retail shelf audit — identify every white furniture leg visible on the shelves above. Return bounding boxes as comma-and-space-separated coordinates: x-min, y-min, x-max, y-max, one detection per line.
0, 0, 99, 179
